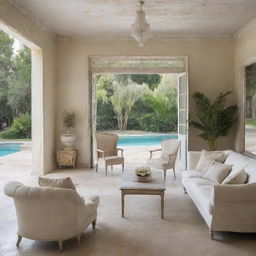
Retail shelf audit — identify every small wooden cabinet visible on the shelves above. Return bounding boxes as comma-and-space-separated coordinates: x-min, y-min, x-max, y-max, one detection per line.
57, 149, 78, 168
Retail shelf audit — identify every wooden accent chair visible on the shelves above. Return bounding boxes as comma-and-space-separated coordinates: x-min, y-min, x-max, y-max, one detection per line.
147, 139, 180, 181
96, 133, 124, 176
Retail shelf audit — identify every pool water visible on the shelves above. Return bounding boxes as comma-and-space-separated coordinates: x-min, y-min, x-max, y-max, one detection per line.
0, 143, 21, 157
118, 134, 178, 146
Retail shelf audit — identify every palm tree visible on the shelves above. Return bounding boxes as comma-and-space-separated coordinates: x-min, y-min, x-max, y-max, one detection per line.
190, 91, 238, 150
111, 80, 148, 130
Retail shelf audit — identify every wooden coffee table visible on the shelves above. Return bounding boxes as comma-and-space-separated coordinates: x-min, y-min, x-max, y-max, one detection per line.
120, 171, 166, 219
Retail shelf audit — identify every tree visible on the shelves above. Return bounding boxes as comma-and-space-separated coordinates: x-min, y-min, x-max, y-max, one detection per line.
130, 74, 161, 90
189, 91, 238, 150
245, 64, 256, 118
95, 74, 117, 130
139, 88, 178, 132
7, 46, 31, 116
111, 79, 148, 130
0, 31, 14, 129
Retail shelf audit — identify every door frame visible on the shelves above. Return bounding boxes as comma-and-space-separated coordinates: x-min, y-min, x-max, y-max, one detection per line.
88, 56, 189, 168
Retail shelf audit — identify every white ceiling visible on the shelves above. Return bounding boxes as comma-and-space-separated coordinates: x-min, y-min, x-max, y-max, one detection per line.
9, 0, 256, 38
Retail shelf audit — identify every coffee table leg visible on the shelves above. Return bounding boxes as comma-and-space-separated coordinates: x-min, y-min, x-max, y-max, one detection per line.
161, 192, 164, 219
121, 191, 125, 218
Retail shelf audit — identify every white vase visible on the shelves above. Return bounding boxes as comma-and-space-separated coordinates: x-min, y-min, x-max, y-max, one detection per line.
60, 133, 76, 150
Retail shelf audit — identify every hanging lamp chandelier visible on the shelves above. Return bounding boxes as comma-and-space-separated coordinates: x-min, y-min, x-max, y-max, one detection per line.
131, 1, 151, 47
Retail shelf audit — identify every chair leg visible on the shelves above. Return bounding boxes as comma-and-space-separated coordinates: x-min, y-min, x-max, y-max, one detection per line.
16, 235, 22, 247
163, 169, 167, 181
122, 163, 124, 172
105, 165, 108, 176
183, 186, 187, 194
92, 220, 96, 229
173, 166, 176, 179
95, 163, 98, 172
111, 165, 113, 170
58, 240, 63, 252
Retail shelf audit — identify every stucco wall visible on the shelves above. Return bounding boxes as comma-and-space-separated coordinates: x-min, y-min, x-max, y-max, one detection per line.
56, 37, 235, 167
234, 22, 256, 152
0, 0, 56, 174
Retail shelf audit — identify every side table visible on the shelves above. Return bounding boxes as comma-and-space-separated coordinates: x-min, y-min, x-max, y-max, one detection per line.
57, 149, 78, 168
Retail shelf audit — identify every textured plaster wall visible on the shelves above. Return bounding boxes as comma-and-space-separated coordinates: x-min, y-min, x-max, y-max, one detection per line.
234, 23, 256, 152
0, 0, 56, 174
56, 38, 235, 167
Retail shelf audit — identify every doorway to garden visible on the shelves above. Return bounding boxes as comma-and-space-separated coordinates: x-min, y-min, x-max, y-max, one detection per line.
89, 56, 188, 170
0, 22, 45, 175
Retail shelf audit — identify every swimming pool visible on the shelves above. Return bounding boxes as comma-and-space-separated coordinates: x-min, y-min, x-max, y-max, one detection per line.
0, 143, 21, 157
118, 134, 178, 146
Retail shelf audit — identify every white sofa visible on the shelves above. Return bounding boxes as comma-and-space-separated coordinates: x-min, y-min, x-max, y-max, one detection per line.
182, 150, 256, 238
4, 181, 99, 251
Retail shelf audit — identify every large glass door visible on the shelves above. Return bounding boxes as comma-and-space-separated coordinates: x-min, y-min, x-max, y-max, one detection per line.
178, 72, 188, 169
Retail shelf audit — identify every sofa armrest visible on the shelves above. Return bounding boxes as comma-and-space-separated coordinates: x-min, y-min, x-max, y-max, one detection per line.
213, 183, 256, 203
187, 151, 201, 170
211, 183, 256, 233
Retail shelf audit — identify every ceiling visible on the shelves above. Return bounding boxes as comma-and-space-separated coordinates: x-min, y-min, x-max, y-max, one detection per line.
9, 0, 256, 38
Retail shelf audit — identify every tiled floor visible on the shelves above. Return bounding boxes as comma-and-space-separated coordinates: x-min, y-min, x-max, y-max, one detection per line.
0, 148, 256, 256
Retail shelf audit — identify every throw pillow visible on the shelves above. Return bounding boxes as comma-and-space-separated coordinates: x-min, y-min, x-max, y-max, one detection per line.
201, 161, 232, 183
195, 149, 228, 172
222, 170, 248, 185
38, 177, 76, 191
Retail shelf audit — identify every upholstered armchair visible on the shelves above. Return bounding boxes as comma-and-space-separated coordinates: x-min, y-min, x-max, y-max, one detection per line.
4, 181, 99, 252
96, 133, 124, 176
147, 139, 180, 180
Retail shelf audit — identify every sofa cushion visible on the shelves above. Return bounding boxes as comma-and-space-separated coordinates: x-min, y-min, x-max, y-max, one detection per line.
201, 161, 232, 184
182, 173, 215, 214
224, 152, 251, 173
38, 177, 76, 191
195, 150, 228, 172
222, 169, 248, 184
244, 161, 256, 183
183, 170, 201, 178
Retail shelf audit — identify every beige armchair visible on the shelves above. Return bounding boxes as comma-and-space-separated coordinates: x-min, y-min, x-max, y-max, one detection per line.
4, 181, 99, 252
147, 139, 180, 181
96, 133, 124, 176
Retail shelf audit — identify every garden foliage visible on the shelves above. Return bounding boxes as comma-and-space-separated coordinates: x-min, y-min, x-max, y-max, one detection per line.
96, 74, 178, 132
0, 31, 31, 138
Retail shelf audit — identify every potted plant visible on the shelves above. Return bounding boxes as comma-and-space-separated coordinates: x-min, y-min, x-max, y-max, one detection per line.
60, 111, 76, 150
135, 166, 151, 182
189, 91, 238, 151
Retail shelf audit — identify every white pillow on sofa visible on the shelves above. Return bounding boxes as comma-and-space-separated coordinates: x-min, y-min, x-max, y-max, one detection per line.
222, 170, 248, 185
195, 149, 228, 172
201, 161, 232, 184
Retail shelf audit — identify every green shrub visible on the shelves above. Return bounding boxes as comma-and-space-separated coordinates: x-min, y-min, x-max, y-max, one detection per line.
0, 128, 19, 139
0, 113, 31, 139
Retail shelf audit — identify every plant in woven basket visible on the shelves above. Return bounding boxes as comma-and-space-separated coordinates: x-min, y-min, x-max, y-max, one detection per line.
189, 91, 238, 151
135, 166, 151, 177
63, 111, 76, 134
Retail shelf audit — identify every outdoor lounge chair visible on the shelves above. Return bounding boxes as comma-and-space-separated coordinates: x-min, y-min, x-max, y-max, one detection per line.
147, 139, 180, 181
96, 133, 124, 176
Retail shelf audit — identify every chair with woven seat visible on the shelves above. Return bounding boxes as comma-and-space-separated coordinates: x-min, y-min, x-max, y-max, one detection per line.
96, 133, 124, 176
147, 139, 180, 181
